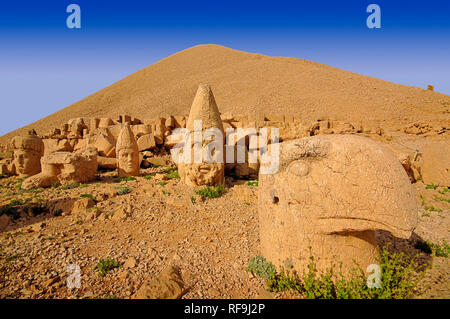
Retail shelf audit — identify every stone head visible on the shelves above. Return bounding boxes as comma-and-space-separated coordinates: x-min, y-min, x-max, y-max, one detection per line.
10, 131, 44, 176
116, 123, 139, 177
259, 135, 418, 274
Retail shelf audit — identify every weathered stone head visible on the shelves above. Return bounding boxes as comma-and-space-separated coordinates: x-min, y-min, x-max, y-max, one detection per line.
178, 84, 225, 187
21, 147, 98, 190
258, 135, 418, 275
116, 123, 139, 177
10, 130, 44, 176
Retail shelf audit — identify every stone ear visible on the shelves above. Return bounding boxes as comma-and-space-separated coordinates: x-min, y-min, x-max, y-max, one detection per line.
287, 160, 309, 177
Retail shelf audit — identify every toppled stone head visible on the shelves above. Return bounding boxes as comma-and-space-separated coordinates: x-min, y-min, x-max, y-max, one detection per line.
116, 123, 139, 177
178, 84, 225, 187
21, 147, 98, 190
10, 130, 44, 176
258, 135, 418, 275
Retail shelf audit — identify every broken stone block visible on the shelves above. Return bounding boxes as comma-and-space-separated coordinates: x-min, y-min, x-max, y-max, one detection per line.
133, 266, 185, 299
421, 141, 450, 187
137, 133, 156, 151
21, 147, 98, 190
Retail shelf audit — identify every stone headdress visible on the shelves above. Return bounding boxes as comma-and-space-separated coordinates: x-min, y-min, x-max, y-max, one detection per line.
10, 130, 43, 154
116, 123, 138, 153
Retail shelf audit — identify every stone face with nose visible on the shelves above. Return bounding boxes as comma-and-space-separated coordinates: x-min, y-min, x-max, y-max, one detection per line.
258, 135, 418, 275
116, 123, 140, 177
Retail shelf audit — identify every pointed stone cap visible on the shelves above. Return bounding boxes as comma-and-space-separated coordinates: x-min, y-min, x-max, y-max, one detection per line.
116, 123, 138, 153
186, 84, 224, 132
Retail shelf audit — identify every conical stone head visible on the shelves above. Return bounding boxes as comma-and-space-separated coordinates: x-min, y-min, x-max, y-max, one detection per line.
116, 123, 139, 177
186, 84, 224, 132
179, 84, 225, 186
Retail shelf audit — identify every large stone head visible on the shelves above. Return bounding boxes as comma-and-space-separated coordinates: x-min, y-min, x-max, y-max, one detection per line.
178, 84, 225, 187
258, 135, 418, 275
116, 123, 139, 177
10, 130, 44, 176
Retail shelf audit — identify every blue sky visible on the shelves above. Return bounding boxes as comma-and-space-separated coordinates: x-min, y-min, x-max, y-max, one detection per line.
0, 0, 449, 136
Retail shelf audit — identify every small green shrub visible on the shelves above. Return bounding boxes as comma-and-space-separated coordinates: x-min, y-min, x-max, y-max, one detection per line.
120, 176, 136, 182
425, 183, 439, 190
62, 183, 79, 190
434, 196, 450, 203
247, 255, 277, 281
51, 182, 61, 188
80, 193, 94, 200
190, 196, 196, 204
79, 184, 88, 189
156, 181, 167, 187
247, 180, 259, 187
167, 170, 180, 180
194, 184, 226, 199
5, 253, 20, 263
115, 186, 131, 195
96, 258, 119, 277
426, 241, 450, 258
144, 175, 153, 180
424, 205, 442, 212
437, 187, 449, 195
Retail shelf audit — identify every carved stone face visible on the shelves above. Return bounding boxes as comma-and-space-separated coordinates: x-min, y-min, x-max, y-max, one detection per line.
14, 148, 41, 176
118, 147, 139, 176
183, 162, 225, 186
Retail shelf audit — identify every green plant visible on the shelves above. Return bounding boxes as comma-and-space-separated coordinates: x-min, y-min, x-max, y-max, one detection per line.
51, 182, 61, 188
247, 180, 259, 187
424, 205, 442, 212
437, 187, 449, 195
96, 258, 119, 277
120, 176, 136, 182
248, 246, 426, 299
156, 181, 167, 187
161, 189, 170, 195
144, 175, 153, 180
80, 193, 94, 200
5, 253, 20, 262
247, 255, 277, 281
167, 169, 180, 180
425, 241, 450, 257
425, 183, 439, 190
190, 196, 196, 204
79, 184, 88, 189
194, 184, 226, 199
62, 183, 79, 190
75, 218, 83, 225
245, 202, 251, 206
116, 186, 131, 195
434, 196, 450, 203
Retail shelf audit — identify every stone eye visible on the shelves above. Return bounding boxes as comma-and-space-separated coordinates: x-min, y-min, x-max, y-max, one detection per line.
288, 161, 309, 177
